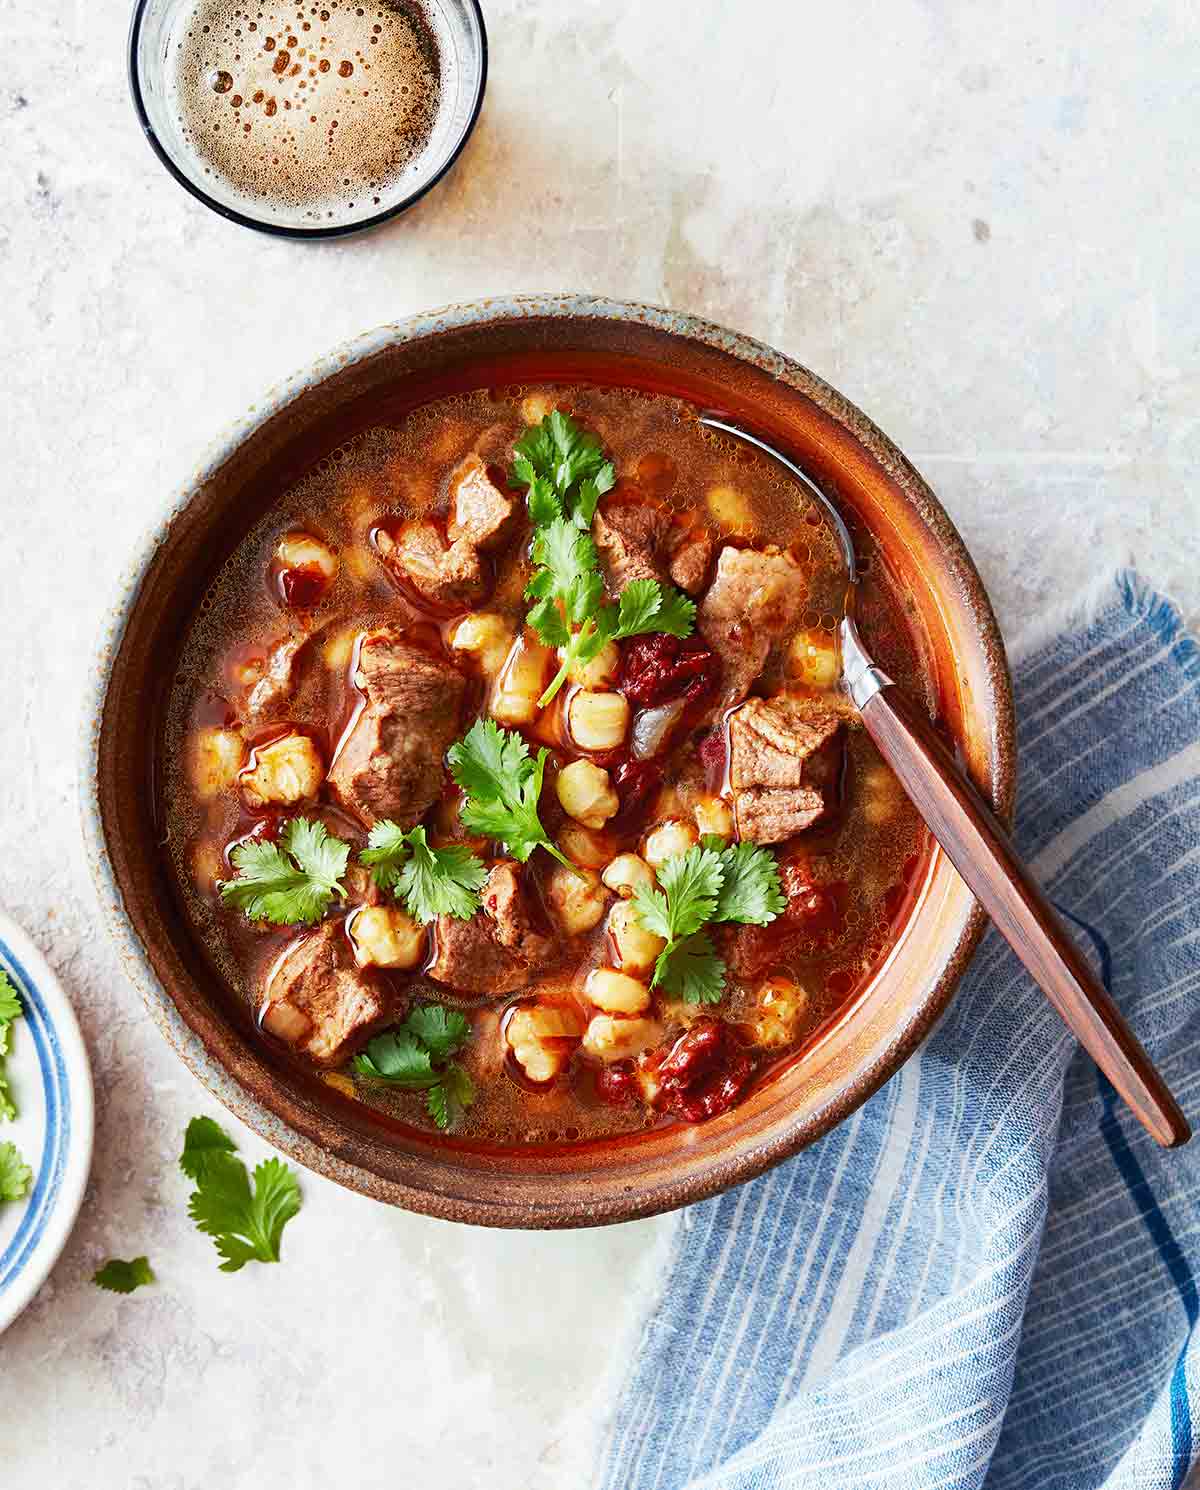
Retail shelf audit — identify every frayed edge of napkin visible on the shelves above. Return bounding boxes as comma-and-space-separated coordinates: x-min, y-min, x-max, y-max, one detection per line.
1009, 568, 1199, 676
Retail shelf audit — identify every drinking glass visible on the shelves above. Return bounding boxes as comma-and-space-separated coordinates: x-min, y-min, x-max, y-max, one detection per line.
128, 0, 486, 237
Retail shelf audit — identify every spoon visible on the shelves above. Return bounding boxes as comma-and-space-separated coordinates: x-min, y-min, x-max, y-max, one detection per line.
699, 415, 1190, 1149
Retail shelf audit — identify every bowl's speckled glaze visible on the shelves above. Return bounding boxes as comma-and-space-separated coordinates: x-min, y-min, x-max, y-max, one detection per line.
81, 296, 1015, 1228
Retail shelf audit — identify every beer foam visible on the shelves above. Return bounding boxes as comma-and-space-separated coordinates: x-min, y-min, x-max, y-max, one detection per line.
165, 0, 443, 223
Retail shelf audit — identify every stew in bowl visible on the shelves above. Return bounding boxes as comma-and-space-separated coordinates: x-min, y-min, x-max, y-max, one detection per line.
166, 385, 932, 1142
87, 299, 1014, 1225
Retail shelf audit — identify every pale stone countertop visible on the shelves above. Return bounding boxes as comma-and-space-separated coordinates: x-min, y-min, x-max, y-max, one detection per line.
0, 1, 1196, 1486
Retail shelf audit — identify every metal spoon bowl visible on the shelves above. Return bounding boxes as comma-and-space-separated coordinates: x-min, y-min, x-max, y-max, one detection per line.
699, 414, 1189, 1149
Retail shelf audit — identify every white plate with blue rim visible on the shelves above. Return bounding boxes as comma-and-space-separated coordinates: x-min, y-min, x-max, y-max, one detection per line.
0, 907, 94, 1333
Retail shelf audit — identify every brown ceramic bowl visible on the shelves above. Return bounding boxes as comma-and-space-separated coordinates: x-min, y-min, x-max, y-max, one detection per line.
83, 296, 1015, 1228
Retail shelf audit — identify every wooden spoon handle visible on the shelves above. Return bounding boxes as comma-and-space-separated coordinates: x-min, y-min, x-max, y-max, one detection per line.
859, 684, 1190, 1148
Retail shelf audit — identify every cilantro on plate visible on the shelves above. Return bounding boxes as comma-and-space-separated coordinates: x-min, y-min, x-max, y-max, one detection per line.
0, 969, 21, 1125
0, 970, 20, 1025
0, 1140, 31, 1202
0, 971, 29, 1197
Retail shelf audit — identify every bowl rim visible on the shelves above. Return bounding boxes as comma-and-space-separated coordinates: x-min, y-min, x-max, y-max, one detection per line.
126, 0, 488, 240
80, 294, 1016, 1227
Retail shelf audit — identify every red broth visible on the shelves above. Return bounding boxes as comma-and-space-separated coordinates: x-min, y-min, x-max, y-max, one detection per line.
160, 386, 933, 1144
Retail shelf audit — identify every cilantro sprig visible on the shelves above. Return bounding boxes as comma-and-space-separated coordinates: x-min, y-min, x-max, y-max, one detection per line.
533, 566, 696, 708
0, 972, 19, 1025
180, 1116, 302, 1273
353, 1004, 475, 1130
0, 969, 22, 1127
511, 408, 616, 529
509, 412, 697, 706
447, 719, 571, 869
0, 971, 29, 1204
0, 1140, 31, 1202
219, 818, 349, 926
361, 823, 487, 924
93, 1257, 155, 1294
633, 838, 786, 1004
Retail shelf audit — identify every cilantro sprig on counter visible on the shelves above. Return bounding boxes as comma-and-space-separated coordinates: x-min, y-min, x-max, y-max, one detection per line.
448, 719, 571, 869
180, 1116, 302, 1273
632, 838, 787, 1004
362, 823, 487, 923
509, 410, 697, 706
93, 1257, 156, 1295
220, 818, 349, 926
353, 1004, 475, 1130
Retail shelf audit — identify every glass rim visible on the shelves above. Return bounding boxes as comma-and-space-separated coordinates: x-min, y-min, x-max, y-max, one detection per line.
126, 0, 488, 240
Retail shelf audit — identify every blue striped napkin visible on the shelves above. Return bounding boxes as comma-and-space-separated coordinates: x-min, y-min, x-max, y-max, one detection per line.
599, 572, 1200, 1490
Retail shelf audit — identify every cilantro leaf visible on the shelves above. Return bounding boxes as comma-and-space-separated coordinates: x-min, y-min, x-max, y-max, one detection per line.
632, 844, 726, 1003
179, 1114, 238, 1182
547, 408, 612, 505
185, 1129, 302, 1274
575, 469, 614, 527
648, 586, 698, 638
526, 594, 571, 649
426, 1063, 475, 1130
511, 422, 557, 491
448, 713, 519, 799
358, 819, 410, 893
448, 720, 571, 868
0, 1140, 32, 1202
353, 1007, 477, 1131
653, 931, 726, 1004
93, 1257, 155, 1294
512, 410, 615, 529
527, 518, 604, 631
220, 818, 350, 925
712, 842, 787, 926
599, 578, 694, 644
511, 413, 693, 708
654, 845, 727, 939
0, 970, 21, 1024
0, 971, 23, 1122
633, 840, 785, 1003
608, 577, 661, 637
353, 1029, 437, 1088
361, 822, 486, 923
403, 1004, 471, 1062
525, 476, 562, 528
630, 883, 673, 943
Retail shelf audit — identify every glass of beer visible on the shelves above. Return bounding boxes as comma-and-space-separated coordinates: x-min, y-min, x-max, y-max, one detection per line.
128, 0, 486, 237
